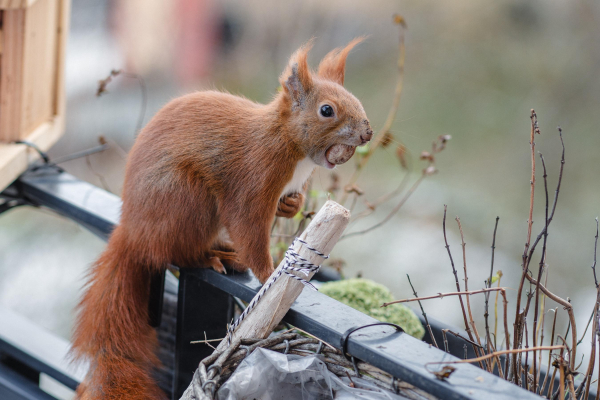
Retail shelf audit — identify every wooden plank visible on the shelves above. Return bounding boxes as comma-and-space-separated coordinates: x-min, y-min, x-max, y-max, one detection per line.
20, 0, 58, 139
0, 0, 39, 10
0, 7, 25, 142
0, 114, 63, 190
0, 0, 68, 189
53, 0, 69, 121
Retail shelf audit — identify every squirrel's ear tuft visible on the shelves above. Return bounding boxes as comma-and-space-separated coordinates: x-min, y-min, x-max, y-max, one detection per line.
280, 40, 314, 108
317, 37, 364, 85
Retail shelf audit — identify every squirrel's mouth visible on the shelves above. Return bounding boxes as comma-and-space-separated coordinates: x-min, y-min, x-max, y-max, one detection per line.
324, 144, 356, 169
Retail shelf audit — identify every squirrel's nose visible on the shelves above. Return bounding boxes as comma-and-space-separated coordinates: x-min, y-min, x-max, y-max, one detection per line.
360, 127, 373, 144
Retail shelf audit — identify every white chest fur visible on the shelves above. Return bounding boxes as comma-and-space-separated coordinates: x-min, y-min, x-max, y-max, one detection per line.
281, 157, 316, 197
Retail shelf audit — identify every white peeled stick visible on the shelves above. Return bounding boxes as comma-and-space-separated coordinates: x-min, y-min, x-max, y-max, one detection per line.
216, 199, 350, 351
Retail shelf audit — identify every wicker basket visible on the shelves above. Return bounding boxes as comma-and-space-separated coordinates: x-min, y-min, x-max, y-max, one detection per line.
186, 332, 437, 400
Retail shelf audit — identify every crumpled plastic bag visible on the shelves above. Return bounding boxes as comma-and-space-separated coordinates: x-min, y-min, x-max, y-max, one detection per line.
217, 348, 408, 400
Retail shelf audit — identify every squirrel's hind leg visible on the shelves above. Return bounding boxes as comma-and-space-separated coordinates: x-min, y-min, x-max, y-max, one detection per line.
204, 248, 248, 274
198, 227, 249, 274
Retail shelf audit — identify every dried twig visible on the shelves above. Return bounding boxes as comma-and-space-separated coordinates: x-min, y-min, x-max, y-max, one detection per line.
382, 287, 507, 306
494, 270, 503, 350
96, 69, 147, 137
340, 15, 406, 205
426, 345, 565, 368
288, 326, 338, 352
593, 218, 599, 289
341, 174, 424, 240
524, 274, 576, 371
583, 300, 598, 400
596, 313, 600, 400
485, 217, 500, 358
532, 152, 550, 392
441, 329, 484, 349
547, 339, 563, 400
406, 274, 438, 349
523, 128, 565, 279
349, 167, 412, 223
512, 109, 540, 383
441, 330, 450, 353
583, 219, 600, 400
536, 269, 548, 392
456, 217, 485, 364
441, 206, 484, 367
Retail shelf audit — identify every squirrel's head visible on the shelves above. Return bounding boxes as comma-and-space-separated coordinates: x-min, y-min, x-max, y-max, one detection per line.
278, 38, 372, 169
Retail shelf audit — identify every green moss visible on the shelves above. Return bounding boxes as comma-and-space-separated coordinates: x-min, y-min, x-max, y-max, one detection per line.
319, 278, 425, 340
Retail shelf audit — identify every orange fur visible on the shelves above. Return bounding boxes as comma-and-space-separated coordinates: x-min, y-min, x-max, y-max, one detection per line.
72, 39, 372, 399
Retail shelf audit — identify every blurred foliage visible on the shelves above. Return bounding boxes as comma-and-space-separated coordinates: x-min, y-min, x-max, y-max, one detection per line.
320, 278, 425, 340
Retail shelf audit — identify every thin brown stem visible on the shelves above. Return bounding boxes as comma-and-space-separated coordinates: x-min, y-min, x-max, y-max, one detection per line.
512, 109, 539, 383
541, 308, 557, 396
442, 206, 484, 367
533, 152, 550, 392
456, 217, 488, 370
441, 330, 450, 353
559, 363, 566, 400
524, 127, 566, 274
596, 312, 600, 400
525, 274, 577, 371
501, 288, 511, 378
524, 322, 530, 389
494, 271, 504, 351
583, 299, 598, 400
382, 287, 508, 306
340, 17, 406, 205
349, 167, 412, 223
584, 221, 600, 400
425, 345, 565, 368
537, 270, 548, 393
567, 370, 576, 400
593, 218, 599, 289
548, 345, 564, 400
406, 274, 438, 349
341, 173, 424, 240
442, 329, 484, 349
485, 217, 500, 360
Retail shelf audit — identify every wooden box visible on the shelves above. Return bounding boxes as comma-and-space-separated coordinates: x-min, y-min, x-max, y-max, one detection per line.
0, 0, 70, 190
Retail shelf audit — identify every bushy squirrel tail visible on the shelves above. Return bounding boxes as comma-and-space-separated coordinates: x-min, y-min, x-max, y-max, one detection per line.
71, 227, 166, 400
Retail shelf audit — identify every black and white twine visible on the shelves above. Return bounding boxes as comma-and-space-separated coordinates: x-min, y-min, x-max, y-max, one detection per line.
225, 238, 329, 345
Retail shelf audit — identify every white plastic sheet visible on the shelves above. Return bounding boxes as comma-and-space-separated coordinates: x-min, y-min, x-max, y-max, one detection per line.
217, 348, 409, 400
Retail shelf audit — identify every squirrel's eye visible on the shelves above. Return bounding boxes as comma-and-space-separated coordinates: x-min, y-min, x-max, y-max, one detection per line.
320, 104, 334, 118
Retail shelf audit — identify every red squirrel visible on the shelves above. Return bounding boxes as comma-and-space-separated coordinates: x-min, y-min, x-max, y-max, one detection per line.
71, 38, 372, 399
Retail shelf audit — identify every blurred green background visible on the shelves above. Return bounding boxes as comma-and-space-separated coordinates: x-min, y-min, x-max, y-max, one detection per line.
1, 0, 599, 379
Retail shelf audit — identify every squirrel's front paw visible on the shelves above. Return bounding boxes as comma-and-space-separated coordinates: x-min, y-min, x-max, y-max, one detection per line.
276, 193, 305, 218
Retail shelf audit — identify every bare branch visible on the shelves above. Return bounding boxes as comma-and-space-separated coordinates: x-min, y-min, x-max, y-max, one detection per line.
340, 17, 406, 205
532, 152, 550, 392
485, 217, 500, 361
512, 109, 539, 383
382, 287, 507, 306
426, 345, 565, 368
406, 274, 438, 349
442, 206, 485, 368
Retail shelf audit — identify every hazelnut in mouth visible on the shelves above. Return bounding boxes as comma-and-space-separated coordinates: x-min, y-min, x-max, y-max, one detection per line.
325, 144, 356, 168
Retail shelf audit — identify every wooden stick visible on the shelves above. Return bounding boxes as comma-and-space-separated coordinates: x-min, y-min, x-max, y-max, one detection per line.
181, 201, 349, 399
215, 200, 350, 353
